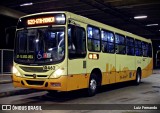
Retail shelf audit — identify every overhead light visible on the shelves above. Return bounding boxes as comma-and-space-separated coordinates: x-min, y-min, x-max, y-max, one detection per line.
146, 24, 159, 26
134, 15, 147, 19
20, 2, 33, 7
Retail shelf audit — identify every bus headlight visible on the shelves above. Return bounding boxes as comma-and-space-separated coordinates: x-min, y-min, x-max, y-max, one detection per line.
12, 66, 21, 76
50, 68, 64, 78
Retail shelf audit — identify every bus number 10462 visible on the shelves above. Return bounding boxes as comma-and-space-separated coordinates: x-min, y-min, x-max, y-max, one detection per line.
43, 66, 55, 70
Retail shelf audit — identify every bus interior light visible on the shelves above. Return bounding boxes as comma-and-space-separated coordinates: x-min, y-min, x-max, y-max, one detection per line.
48, 48, 53, 51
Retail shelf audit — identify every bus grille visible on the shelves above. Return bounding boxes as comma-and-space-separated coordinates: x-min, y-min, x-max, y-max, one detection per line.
24, 74, 48, 78
26, 80, 44, 85
19, 66, 48, 72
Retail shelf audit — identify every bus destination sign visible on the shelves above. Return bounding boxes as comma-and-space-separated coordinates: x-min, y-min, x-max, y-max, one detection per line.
27, 17, 55, 25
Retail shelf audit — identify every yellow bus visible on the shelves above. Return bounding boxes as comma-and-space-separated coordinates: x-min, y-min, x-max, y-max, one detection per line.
12, 11, 153, 96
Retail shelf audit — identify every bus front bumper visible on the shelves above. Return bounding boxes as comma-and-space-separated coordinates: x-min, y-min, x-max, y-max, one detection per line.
12, 74, 67, 91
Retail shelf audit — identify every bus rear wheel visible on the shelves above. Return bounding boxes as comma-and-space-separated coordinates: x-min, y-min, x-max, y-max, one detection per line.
87, 73, 97, 96
134, 70, 141, 85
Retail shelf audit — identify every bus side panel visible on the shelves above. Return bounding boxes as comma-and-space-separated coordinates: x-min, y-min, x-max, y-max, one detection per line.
136, 56, 143, 70
136, 56, 153, 78
141, 56, 149, 78
142, 58, 153, 78
67, 57, 89, 91
147, 58, 153, 76
100, 53, 116, 85
67, 74, 89, 91
116, 55, 136, 82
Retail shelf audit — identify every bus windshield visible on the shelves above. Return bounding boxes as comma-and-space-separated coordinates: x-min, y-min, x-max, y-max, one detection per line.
14, 27, 65, 65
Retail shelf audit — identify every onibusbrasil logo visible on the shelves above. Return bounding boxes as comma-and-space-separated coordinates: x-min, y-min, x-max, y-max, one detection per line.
1, 105, 42, 111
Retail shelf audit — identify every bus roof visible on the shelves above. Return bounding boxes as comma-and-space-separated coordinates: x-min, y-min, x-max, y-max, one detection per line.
67, 12, 151, 43
20, 11, 151, 43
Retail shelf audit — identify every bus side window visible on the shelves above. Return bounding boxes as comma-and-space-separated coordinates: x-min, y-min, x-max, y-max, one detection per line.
101, 30, 115, 53
126, 37, 134, 56
142, 42, 148, 57
68, 24, 86, 59
115, 34, 126, 54
135, 39, 142, 56
148, 44, 152, 57
87, 26, 100, 52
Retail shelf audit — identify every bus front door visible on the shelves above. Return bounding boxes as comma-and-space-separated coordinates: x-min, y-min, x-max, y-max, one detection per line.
67, 22, 87, 91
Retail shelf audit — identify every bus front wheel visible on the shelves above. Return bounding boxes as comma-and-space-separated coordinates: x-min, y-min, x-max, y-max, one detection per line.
88, 73, 97, 96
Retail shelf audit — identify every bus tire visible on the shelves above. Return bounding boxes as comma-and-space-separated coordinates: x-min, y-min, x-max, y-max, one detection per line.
87, 73, 97, 96
134, 70, 141, 85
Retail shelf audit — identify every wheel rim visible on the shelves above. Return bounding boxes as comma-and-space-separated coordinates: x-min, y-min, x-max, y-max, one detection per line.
90, 79, 97, 91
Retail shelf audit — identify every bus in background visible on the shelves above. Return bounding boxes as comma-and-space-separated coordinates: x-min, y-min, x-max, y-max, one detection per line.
12, 11, 153, 96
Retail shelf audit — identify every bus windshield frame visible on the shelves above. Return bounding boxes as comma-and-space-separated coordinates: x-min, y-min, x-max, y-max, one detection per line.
14, 26, 65, 65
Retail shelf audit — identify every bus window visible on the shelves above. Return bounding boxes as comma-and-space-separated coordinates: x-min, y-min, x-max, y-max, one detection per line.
126, 37, 134, 55
101, 30, 115, 53
148, 44, 152, 57
142, 42, 148, 57
135, 39, 142, 56
87, 26, 100, 52
18, 30, 27, 53
115, 34, 126, 54
68, 24, 86, 59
